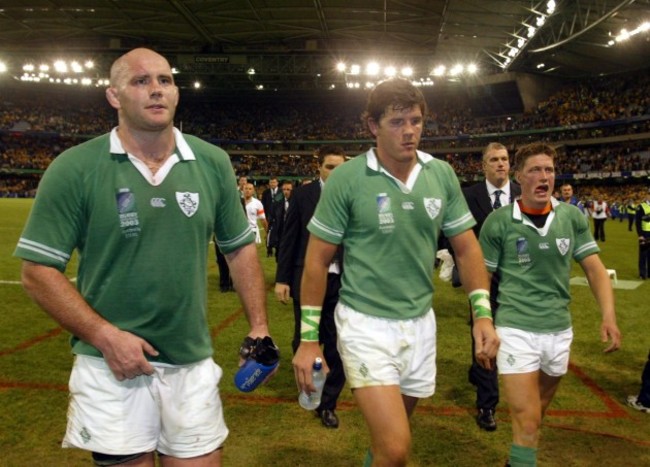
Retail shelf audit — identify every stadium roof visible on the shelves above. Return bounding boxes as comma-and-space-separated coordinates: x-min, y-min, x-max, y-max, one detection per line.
1, 0, 649, 91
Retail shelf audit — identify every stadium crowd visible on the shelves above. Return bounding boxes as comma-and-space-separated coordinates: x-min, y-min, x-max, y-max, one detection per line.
1, 68, 649, 200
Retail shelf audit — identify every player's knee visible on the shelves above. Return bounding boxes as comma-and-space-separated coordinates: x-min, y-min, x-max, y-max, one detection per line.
92, 451, 149, 466
374, 437, 411, 466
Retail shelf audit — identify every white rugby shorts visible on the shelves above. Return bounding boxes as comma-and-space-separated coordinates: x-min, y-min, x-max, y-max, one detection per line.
496, 326, 573, 377
63, 355, 228, 458
334, 303, 437, 398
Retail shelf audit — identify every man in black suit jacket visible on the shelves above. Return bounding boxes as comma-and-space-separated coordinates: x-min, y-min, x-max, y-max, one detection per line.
262, 177, 282, 257
275, 145, 347, 429
268, 180, 293, 259
463, 142, 521, 432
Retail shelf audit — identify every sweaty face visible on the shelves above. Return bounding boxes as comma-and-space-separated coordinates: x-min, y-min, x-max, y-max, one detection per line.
516, 154, 555, 210
319, 154, 346, 182
369, 105, 423, 165
107, 49, 179, 132
483, 148, 510, 188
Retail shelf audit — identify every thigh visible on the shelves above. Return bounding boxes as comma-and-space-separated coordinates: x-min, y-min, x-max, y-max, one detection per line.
63, 356, 159, 455
496, 327, 541, 375
157, 359, 228, 459
354, 385, 411, 450
540, 329, 573, 377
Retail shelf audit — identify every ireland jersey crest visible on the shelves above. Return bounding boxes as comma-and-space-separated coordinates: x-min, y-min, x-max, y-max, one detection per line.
176, 192, 199, 217
556, 238, 570, 256
423, 198, 441, 220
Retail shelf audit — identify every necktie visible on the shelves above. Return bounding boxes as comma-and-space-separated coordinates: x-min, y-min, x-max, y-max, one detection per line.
493, 190, 503, 210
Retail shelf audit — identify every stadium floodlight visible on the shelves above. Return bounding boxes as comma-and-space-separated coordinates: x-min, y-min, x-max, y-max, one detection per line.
54, 60, 68, 73
23, 63, 35, 72
350, 64, 360, 75
336, 62, 346, 72
84, 60, 94, 69
467, 63, 478, 74
432, 65, 446, 76
401, 66, 413, 77
546, 0, 556, 14
366, 62, 380, 76
193, 81, 201, 89
536, 15, 546, 27
0, 61, 7, 73
171, 67, 179, 74
81, 78, 92, 86
365, 81, 375, 89
384, 66, 396, 77
71, 61, 83, 73
39, 64, 49, 72
450, 64, 463, 76
247, 68, 256, 75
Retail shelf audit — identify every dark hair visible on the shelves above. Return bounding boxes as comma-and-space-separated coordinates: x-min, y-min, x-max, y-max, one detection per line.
361, 78, 427, 132
513, 142, 557, 172
315, 145, 347, 165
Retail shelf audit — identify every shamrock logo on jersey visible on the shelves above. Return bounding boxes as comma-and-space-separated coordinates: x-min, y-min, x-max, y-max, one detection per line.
176, 192, 199, 217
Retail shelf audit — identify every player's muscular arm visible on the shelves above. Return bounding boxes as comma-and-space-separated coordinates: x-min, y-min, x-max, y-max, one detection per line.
21, 261, 158, 380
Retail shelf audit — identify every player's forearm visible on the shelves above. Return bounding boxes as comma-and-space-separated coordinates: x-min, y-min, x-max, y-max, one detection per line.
452, 234, 490, 293
227, 243, 270, 334
21, 260, 118, 348
585, 265, 617, 324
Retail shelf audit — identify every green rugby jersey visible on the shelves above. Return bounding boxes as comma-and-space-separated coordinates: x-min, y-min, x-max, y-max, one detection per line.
15, 128, 254, 364
480, 198, 599, 333
308, 149, 475, 319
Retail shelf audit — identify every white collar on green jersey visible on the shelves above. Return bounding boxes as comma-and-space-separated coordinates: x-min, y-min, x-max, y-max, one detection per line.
365, 148, 434, 194
109, 127, 196, 161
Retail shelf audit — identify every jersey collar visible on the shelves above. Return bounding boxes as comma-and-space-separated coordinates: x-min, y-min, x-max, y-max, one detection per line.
365, 148, 434, 194
512, 197, 559, 236
109, 127, 196, 161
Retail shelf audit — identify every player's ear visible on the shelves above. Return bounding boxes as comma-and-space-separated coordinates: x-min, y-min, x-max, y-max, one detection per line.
367, 118, 379, 137
106, 87, 120, 109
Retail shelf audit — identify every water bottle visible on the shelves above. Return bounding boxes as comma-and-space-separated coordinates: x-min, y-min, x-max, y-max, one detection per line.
298, 358, 326, 410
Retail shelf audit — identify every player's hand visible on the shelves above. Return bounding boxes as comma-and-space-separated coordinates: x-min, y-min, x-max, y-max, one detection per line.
97, 326, 159, 381
293, 341, 328, 394
472, 318, 499, 370
274, 283, 291, 304
601, 320, 621, 353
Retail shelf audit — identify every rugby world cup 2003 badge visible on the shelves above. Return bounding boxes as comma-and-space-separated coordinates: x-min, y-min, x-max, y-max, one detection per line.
516, 237, 531, 268
376, 193, 395, 233
116, 189, 141, 238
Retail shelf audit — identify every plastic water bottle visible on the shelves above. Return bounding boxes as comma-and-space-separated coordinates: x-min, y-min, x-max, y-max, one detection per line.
298, 358, 326, 410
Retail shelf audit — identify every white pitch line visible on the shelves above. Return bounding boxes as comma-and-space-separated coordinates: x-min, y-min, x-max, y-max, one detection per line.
1, 277, 76, 285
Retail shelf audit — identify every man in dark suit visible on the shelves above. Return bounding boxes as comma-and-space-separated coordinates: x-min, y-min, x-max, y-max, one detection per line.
463, 142, 521, 432
268, 180, 293, 260
262, 177, 283, 257
275, 145, 347, 429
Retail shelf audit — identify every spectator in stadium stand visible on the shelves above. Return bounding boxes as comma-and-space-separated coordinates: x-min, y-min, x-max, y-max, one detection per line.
13, 47, 275, 466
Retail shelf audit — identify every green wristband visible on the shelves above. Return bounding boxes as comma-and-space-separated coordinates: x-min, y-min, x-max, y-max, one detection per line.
300, 306, 322, 342
469, 289, 492, 321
